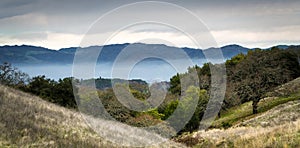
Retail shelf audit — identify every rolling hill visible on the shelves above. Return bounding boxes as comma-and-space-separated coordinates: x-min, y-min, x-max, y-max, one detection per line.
0, 85, 183, 147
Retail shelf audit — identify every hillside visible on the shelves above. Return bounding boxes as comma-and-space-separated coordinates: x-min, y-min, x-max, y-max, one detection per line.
0, 45, 74, 65
175, 77, 300, 147
187, 100, 300, 147
0, 85, 183, 147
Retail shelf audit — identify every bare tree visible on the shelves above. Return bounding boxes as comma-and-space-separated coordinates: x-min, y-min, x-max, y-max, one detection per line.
0, 62, 30, 87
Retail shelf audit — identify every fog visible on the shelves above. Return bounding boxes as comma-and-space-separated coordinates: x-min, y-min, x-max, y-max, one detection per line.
17, 64, 73, 80
16, 58, 207, 82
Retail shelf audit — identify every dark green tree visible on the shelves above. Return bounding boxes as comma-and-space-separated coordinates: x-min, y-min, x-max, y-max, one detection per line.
27, 76, 77, 108
27, 75, 56, 101
54, 77, 77, 108
232, 48, 300, 114
169, 73, 181, 95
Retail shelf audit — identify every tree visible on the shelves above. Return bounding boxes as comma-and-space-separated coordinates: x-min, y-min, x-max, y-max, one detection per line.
0, 62, 30, 87
225, 53, 246, 67
54, 77, 77, 108
169, 63, 212, 96
27, 76, 77, 108
27, 75, 56, 101
169, 73, 181, 95
232, 49, 300, 114
164, 86, 208, 133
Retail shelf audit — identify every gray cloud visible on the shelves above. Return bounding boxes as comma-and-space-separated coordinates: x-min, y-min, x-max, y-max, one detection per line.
0, 0, 39, 19
10, 32, 48, 41
0, 0, 299, 48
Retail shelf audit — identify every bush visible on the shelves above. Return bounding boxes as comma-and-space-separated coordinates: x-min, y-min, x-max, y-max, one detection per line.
26, 76, 77, 108
221, 122, 232, 129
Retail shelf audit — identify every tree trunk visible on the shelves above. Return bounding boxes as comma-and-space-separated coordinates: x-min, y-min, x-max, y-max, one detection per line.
252, 99, 259, 114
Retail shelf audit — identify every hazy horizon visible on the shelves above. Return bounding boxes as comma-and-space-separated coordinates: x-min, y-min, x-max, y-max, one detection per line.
1, 42, 298, 51
15, 63, 179, 83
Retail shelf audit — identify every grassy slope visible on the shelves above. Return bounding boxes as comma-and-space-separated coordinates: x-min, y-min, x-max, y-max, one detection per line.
177, 77, 300, 147
192, 100, 300, 148
0, 85, 116, 147
213, 77, 300, 128
0, 85, 183, 147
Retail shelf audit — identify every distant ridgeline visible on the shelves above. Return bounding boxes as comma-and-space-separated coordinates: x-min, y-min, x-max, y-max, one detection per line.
0, 43, 254, 65
80, 77, 148, 90
1, 43, 299, 65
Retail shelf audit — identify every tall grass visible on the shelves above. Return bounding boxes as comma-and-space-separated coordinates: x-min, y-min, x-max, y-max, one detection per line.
193, 119, 300, 148
0, 85, 182, 147
0, 85, 115, 147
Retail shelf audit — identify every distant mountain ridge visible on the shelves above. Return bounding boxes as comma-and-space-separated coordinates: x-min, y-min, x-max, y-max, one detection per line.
0, 45, 74, 65
0, 43, 295, 65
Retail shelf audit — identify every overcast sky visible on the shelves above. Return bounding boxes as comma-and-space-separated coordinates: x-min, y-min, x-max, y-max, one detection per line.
0, 0, 300, 49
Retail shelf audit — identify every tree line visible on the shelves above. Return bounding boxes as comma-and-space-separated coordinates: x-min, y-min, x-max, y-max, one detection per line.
0, 63, 77, 109
170, 47, 300, 115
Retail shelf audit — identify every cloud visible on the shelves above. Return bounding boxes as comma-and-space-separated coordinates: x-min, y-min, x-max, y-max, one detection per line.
211, 25, 300, 48
0, 13, 48, 34
10, 32, 48, 41
0, 0, 38, 19
0, 0, 299, 49
0, 32, 83, 49
106, 30, 197, 48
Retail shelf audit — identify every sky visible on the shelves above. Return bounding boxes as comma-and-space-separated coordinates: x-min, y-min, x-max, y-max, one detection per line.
0, 0, 300, 50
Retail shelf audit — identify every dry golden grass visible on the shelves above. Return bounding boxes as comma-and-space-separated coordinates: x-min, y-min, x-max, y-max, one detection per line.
0, 85, 117, 147
191, 119, 300, 148
0, 85, 184, 147
179, 100, 300, 148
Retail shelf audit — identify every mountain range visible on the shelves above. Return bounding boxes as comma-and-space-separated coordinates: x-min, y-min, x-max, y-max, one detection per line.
1, 43, 298, 81
0, 43, 264, 65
